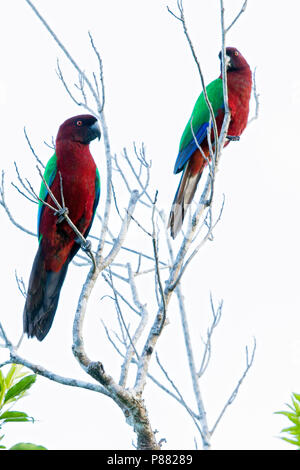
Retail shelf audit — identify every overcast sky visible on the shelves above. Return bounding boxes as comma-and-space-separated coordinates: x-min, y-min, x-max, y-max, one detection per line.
0, 0, 300, 450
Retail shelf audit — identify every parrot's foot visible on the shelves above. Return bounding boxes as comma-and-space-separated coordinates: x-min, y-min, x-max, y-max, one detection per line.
227, 135, 240, 141
55, 207, 69, 224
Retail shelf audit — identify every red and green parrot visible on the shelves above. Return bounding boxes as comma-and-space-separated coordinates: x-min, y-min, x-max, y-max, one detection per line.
168, 47, 252, 238
23, 114, 101, 341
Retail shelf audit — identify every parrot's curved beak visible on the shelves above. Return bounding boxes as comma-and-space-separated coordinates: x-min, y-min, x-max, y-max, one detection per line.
218, 50, 231, 69
75, 119, 101, 145
225, 54, 231, 68
89, 120, 101, 142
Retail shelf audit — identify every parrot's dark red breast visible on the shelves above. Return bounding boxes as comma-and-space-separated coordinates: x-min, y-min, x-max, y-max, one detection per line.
168, 47, 252, 238
23, 114, 101, 340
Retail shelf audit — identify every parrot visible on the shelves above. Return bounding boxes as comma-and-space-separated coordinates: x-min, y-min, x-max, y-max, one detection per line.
168, 47, 252, 238
23, 114, 101, 341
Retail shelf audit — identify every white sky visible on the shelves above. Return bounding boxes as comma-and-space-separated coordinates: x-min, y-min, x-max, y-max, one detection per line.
1, 0, 300, 450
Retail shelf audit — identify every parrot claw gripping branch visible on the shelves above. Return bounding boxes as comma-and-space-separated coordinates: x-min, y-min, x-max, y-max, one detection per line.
36, 163, 96, 269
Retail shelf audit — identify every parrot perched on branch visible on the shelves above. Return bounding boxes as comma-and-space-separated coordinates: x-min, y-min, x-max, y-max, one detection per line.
23, 114, 101, 341
168, 47, 252, 239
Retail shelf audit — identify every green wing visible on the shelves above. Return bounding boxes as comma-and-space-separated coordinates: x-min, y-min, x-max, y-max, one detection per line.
88, 166, 100, 232
174, 78, 224, 173
94, 167, 100, 216
37, 153, 57, 240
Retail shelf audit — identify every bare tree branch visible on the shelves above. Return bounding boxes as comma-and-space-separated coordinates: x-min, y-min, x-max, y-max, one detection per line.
210, 338, 256, 435
225, 0, 248, 33
0, 171, 36, 237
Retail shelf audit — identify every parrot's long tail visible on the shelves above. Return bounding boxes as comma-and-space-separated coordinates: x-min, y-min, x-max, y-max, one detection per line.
168, 162, 204, 239
23, 244, 69, 341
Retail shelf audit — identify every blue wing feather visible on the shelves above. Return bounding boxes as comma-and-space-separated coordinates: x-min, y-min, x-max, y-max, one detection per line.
173, 122, 209, 174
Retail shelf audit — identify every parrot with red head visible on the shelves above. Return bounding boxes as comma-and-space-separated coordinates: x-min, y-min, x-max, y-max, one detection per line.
23, 114, 101, 340
168, 47, 252, 238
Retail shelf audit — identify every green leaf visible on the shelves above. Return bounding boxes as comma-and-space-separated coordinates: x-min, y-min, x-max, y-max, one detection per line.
284, 403, 295, 412
4, 365, 18, 389
0, 370, 5, 407
276, 411, 299, 424
13, 366, 32, 382
9, 442, 47, 450
292, 397, 300, 415
0, 411, 29, 419
4, 375, 36, 404
0, 434, 5, 449
3, 418, 31, 424
281, 425, 300, 435
281, 436, 299, 446
293, 393, 300, 402
0, 411, 33, 423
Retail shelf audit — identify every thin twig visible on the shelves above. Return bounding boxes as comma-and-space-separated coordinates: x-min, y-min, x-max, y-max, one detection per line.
198, 295, 223, 378
155, 352, 204, 440
152, 191, 166, 335
88, 31, 105, 113
210, 338, 257, 435
225, 0, 248, 33
12, 161, 38, 204
15, 270, 27, 298
0, 171, 36, 237
23, 127, 46, 169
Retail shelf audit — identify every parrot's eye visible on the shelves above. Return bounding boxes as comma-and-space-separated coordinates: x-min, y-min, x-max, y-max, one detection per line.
234, 51, 239, 56
76, 120, 83, 127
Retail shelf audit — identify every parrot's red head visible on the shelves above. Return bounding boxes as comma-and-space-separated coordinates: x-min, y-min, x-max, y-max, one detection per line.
219, 47, 250, 73
56, 114, 101, 145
